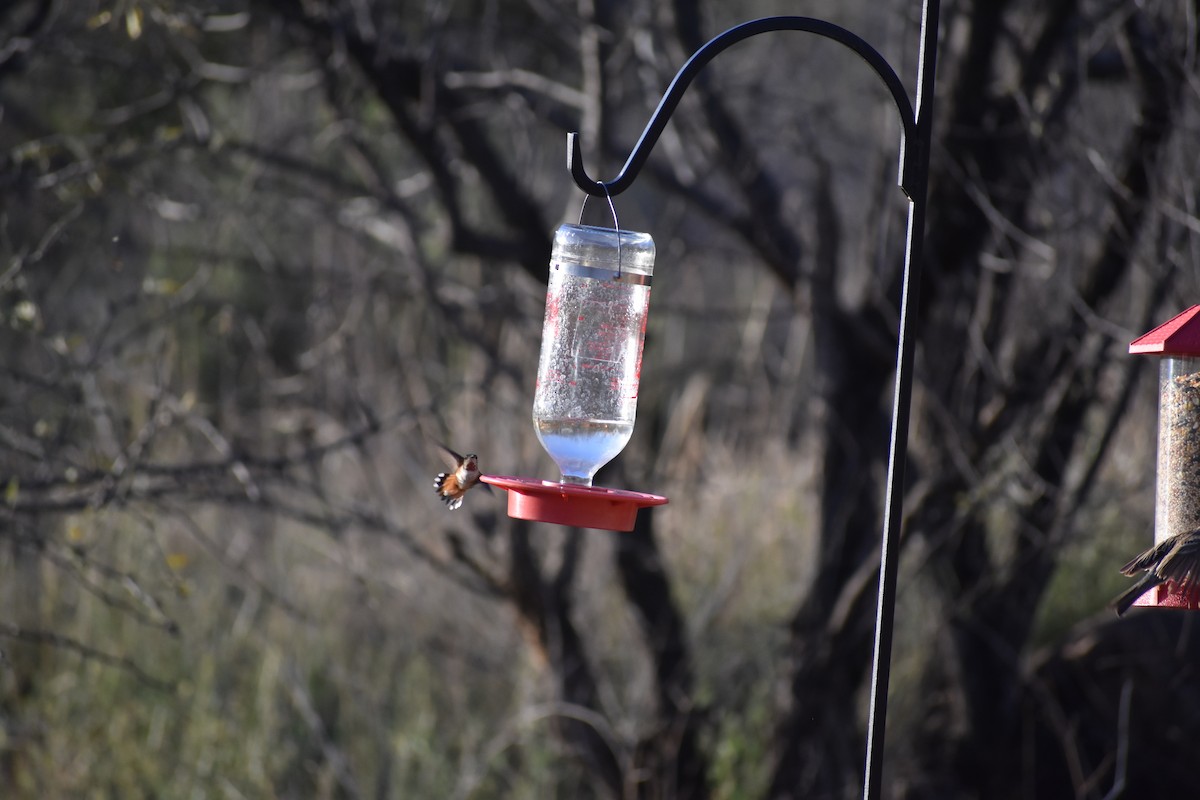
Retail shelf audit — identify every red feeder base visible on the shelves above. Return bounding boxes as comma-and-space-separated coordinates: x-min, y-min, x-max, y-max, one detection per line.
479, 474, 668, 532
1132, 581, 1200, 610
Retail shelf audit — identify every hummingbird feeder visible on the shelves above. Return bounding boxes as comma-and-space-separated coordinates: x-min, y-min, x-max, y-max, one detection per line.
480, 223, 668, 531
1126, 304, 1200, 609
480, 9, 942, 797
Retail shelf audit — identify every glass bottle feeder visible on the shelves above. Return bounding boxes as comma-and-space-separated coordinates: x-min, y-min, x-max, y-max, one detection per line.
1125, 304, 1200, 609
480, 223, 668, 531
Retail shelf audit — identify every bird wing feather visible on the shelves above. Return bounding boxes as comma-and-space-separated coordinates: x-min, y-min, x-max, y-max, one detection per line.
434, 441, 464, 470
1120, 535, 1176, 575
1156, 532, 1200, 585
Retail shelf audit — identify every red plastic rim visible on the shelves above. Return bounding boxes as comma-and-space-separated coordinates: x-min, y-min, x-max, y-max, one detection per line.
1133, 581, 1200, 610
479, 474, 668, 532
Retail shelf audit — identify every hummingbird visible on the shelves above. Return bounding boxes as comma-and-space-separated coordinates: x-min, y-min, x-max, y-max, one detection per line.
1112, 527, 1200, 615
433, 443, 489, 510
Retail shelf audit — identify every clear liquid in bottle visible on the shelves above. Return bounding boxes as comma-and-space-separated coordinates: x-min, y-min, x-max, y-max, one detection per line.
532, 224, 654, 486
535, 417, 634, 485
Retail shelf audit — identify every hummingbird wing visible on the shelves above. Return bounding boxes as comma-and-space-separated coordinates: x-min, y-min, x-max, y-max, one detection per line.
434, 441, 465, 470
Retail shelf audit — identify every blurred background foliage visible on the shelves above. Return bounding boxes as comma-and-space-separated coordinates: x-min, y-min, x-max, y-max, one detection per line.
2, 0, 1200, 798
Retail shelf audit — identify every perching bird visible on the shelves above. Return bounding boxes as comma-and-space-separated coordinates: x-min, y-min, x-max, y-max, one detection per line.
433, 443, 489, 510
1112, 527, 1200, 615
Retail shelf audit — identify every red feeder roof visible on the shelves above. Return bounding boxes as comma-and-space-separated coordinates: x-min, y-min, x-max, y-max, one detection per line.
1130, 305, 1200, 356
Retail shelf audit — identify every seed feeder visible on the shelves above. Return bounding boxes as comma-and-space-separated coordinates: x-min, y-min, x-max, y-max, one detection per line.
480, 223, 668, 531
1124, 304, 1200, 609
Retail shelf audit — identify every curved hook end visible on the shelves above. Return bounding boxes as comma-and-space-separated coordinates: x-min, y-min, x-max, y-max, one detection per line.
567, 132, 611, 197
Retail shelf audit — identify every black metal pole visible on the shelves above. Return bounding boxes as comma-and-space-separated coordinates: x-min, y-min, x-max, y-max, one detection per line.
863, 5, 939, 798
564, 6, 940, 798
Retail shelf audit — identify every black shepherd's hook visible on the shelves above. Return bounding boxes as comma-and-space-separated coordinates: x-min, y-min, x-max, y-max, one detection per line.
564, 7, 941, 800
567, 16, 924, 201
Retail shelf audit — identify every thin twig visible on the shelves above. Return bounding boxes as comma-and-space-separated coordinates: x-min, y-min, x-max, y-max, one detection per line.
1101, 678, 1133, 800
0, 622, 174, 691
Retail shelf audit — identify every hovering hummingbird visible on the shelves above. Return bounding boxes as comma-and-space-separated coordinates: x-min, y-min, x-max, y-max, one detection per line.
433, 444, 490, 510
1112, 527, 1200, 615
